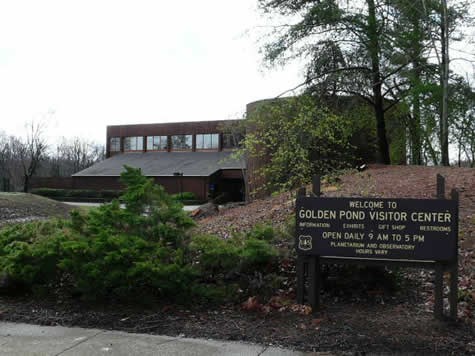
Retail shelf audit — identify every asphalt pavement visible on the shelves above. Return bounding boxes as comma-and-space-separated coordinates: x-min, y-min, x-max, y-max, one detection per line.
0, 322, 328, 356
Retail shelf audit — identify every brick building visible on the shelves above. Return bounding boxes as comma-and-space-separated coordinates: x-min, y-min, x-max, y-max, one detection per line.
72, 120, 246, 201
31, 96, 404, 201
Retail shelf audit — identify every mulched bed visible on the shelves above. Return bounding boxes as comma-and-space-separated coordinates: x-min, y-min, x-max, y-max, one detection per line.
1, 165, 474, 354
0, 293, 473, 354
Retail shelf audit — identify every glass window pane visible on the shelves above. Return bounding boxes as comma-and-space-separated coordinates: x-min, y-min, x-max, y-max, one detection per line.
136, 136, 143, 151
124, 137, 131, 151
147, 136, 167, 150
110, 137, 120, 152
185, 135, 192, 148
172, 135, 192, 150
159, 136, 167, 150
196, 134, 203, 149
211, 134, 219, 149
196, 133, 218, 149
223, 133, 243, 148
124, 136, 143, 151
223, 134, 233, 148
203, 134, 212, 149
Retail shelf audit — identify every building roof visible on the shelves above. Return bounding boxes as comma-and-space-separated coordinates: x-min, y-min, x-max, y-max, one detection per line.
73, 151, 245, 177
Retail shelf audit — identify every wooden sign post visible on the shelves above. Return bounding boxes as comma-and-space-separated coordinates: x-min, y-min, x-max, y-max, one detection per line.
296, 174, 459, 320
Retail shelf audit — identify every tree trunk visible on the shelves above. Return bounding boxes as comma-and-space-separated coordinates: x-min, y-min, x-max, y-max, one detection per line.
409, 12, 423, 165
23, 175, 29, 193
440, 0, 450, 166
367, 0, 390, 164
409, 98, 422, 165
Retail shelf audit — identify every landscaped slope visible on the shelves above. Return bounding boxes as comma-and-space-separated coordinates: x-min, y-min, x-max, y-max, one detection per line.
196, 165, 475, 321
0, 193, 74, 227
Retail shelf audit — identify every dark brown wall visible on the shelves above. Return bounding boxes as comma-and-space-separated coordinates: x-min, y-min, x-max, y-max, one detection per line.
31, 175, 211, 200
152, 176, 210, 200
106, 120, 240, 157
220, 169, 244, 180
107, 120, 235, 137
30, 176, 124, 192
30, 177, 74, 190
72, 176, 124, 190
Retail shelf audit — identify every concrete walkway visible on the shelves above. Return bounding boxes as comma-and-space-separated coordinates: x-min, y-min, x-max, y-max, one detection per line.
0, 322, 321, 356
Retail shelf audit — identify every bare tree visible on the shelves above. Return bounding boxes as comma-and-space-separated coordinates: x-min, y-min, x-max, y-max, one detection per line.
53, 137, 104, 176
0, 133, 25, 191
0, 132, 11, 191
14, 121, 48, 192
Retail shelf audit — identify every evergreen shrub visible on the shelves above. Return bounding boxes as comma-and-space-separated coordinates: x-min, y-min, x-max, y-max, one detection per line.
0, 167, 280, 304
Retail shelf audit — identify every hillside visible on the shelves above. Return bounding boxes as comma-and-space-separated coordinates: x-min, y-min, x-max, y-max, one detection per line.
197, 165, 474, 321
0, 193, 75, 227
197, 165, 474, 245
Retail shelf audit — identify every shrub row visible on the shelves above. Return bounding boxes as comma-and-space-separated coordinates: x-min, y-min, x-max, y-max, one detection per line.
1, 167, 279, 304
170, 192, 206, 205
0, 221, 278, 303
32, 188, 203, 205
31, 188, 121, 201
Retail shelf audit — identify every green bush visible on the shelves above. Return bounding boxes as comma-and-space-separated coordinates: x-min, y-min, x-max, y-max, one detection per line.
31, 188, 65, 197
99, 190, 122, 199
190, 235, 241, 277
58, 231, 196, 301
31, 188, 122, 201
190, 229, 278, 278
0, 220, 70, 288
60, 166, 196, 300
171, 192, 196, 201
1, 167, 197, 302
246, 224, 274, 242
1, 168, 282, 304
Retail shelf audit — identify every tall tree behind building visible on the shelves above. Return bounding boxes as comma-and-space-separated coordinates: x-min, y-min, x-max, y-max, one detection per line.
258, 0, 473, 165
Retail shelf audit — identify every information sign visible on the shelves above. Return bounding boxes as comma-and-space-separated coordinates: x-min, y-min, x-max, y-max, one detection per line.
296, 196, 457, 261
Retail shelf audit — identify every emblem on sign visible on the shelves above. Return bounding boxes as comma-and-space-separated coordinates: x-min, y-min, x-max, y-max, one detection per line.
298, 235, 312, 251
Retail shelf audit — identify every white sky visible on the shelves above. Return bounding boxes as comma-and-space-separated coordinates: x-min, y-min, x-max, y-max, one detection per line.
1, 1, 473, 149
0, 0, 303, 146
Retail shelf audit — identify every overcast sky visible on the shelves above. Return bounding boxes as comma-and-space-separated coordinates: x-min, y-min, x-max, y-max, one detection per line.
0, 0, 303, 146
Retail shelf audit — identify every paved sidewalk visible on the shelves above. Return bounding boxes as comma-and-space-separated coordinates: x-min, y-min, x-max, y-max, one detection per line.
63, 202, 201, 211
0, 322, 322, 356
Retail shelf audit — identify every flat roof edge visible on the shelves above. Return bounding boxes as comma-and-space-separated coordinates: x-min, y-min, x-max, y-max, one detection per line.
106, 119, 242, 129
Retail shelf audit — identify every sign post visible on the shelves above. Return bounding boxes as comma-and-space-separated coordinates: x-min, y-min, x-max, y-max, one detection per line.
295, 175, 459, 320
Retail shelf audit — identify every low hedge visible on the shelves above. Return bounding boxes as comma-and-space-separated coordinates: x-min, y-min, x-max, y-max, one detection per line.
32, 188, 204, 205
31, 188, 122, 201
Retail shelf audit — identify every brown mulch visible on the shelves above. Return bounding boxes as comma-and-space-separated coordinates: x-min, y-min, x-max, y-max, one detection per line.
0, 293, 473, 354
0, 165, 474, 355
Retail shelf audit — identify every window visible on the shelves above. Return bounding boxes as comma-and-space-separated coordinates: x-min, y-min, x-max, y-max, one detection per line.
147, 136, 167, 151
196, 133, 219, 150
124, 136, 143, 151
110, 137, 121, 152
171, 135, 192, 150
223, 133, 243, 149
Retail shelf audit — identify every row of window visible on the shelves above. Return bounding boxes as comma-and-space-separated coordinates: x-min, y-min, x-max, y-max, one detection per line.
110, 133, 240, 152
